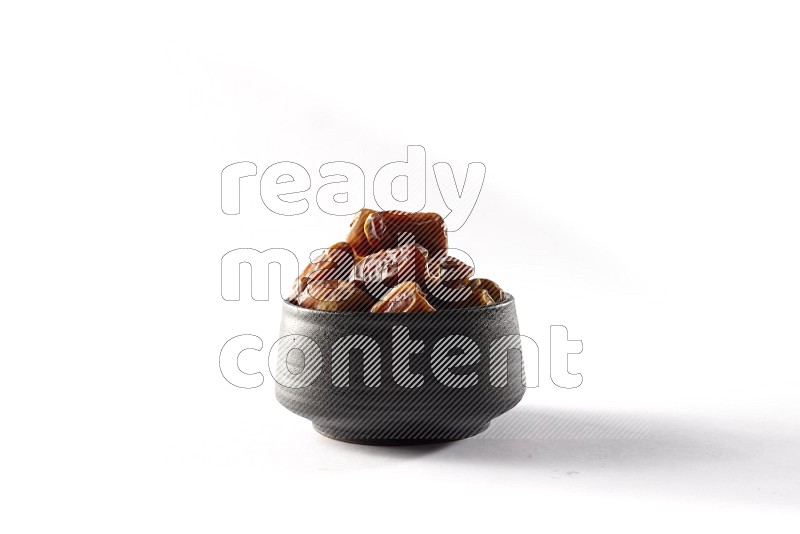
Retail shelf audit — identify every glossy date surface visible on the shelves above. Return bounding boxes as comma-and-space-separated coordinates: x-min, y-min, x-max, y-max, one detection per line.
287, 210, 506, 312
369, 281, 436, 313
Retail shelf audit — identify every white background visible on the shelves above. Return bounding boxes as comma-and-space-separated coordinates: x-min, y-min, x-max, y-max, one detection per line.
2, 1, 799, 532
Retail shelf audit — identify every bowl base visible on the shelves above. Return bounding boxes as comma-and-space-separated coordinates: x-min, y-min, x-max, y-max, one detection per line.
312, 422, 490, 446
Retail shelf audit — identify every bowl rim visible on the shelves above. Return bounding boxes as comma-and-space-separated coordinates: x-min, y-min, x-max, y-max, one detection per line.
283, 292, 515, 317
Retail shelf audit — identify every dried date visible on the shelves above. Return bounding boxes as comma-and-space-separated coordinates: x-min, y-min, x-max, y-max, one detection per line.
295, 279, 375, 312
467, 278, 505, 303
288, 242, 356, 302
369, 281, 436, 313
344, 209, 376, 256
350, 243, 437, 298
364, 211, 447, 258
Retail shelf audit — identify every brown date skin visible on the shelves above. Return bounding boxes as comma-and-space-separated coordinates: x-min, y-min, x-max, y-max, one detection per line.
369, 281, 436, 313
295, 279, 375, 312
467, 278, 505, 303
288, 211, 506, 312
288, 276, 309, 303
350, 243, 437, 299
288, 242, 355, 302
302, 242, 355, 280
344, 209, 376, 257
364, 211, 448, 258
424, 254, 475, 307
437, 255, 475, 288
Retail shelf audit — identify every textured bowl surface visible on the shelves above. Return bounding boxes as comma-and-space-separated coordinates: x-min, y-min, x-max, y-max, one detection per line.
274, 294, 526, 444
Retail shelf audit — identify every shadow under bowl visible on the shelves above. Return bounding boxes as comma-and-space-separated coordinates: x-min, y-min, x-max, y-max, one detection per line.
275, 294, 525, 445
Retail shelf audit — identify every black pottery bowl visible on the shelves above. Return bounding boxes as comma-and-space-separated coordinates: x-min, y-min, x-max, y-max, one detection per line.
274, 294, 525, 444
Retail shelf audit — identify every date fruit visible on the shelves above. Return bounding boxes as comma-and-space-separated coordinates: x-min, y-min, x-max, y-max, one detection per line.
345, 209, 377, 256
364, 210, 447, 258
350, 243, 436, 297
286, 210, 507, 312
369, 281, 436, 313
467, 278, 505, 303
289, 242, 356, 302
295, 279, 375, 312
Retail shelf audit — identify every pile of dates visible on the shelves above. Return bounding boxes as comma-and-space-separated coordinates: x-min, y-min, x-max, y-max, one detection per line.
288, 210, 506, 313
